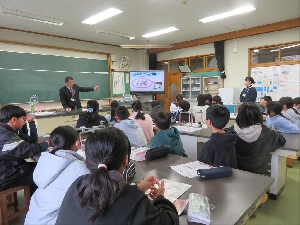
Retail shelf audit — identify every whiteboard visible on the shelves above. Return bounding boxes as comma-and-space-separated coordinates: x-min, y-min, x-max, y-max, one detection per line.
251, 64, 300, 101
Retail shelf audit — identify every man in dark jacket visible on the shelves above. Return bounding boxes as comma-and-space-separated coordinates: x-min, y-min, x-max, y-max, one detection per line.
0, 105, 47, 195
198, 104, 237, 168
150, 100, 165, 119
59, 76, 99, 112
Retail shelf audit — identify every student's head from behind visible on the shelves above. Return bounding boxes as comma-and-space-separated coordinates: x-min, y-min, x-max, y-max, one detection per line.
266, 101, 283, 117
236, 102, 263, 128
212, 96, 222, 105
78, 127, 130, 222
175, 94, 183, 103
206, 104, 230, 129
109, 100, 119, 122
294, 97, 300, 109
260, 96, 272, 106
115, 106, 130, 122
85, 100, 99, 122
49, 126, 79, 153
65, 76, 74, 88
196, 94, 206, 106
153, 110, 171, 130
244, 77, 255, 87
179, 100, 190, 112
0, 105, 26, 130
204, 94, 212, 105
151, 100, 160, 108
279, 97, 294, 111
131, 100, 145, 120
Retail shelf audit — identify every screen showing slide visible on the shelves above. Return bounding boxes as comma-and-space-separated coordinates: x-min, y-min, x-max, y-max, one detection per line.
130, 70, 165, 93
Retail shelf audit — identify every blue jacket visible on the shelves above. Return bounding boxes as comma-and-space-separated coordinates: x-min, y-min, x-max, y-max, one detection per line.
265, 115, 300, 134
240, 86, 257, 103
25, 150, 90, 225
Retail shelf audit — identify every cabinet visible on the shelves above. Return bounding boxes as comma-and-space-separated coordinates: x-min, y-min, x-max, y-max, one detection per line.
202, 76, 220, 96
181, 77, 201, 100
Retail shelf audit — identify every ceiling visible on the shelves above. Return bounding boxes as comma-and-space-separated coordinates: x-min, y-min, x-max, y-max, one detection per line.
0, 0, 299, 48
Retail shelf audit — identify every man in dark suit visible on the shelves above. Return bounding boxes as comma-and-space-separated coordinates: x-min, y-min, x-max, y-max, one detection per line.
59, 76, 99, 112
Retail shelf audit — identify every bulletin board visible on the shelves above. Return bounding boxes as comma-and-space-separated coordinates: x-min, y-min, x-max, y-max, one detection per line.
112, 71, 130, 96
251, 64, 300, 101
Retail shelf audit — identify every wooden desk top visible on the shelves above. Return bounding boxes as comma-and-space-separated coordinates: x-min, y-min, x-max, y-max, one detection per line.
134, 154, 274, 225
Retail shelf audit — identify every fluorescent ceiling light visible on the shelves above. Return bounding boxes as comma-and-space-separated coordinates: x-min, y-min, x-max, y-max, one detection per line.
142, 27, 178, 38
120, 44, 174, 49
1, 8, 64, 26
199, 5, 256, 23
96, 29, 135, 40
82, 8, 122, 25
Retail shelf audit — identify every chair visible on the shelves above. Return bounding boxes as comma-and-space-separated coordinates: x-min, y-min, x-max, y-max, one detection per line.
0, 185, 30, 225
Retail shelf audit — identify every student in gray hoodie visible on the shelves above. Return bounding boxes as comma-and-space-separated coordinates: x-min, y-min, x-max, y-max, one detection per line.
114, 106, 147, 147
25, 126, 90, 225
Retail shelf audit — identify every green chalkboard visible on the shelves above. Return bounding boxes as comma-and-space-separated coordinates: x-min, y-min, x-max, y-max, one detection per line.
0, 51, 110, 104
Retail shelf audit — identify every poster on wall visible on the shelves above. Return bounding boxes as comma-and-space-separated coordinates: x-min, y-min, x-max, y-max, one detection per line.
119, 56, 130, 71
278, 64, 300, 98
113, 72, 125, 94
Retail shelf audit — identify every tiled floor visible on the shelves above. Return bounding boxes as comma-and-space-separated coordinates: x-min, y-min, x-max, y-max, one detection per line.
7, 160, 300, 225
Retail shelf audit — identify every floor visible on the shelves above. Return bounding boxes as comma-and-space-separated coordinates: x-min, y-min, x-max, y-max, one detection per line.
6, 160, 300, 225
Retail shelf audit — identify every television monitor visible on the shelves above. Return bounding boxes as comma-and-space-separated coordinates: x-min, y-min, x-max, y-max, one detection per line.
129, 70, 165, 94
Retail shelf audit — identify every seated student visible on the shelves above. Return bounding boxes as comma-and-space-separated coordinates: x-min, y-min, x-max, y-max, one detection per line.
226, 102, 286, 175
170, 94, 183, 120
204, 94, 212, 105
56, 127, 179, 225
198, 105, 237, 168
265, 101, 299, 133
258, 95, 272, 115
18, 112, 38, 143
76, 100, 108, 128
279, 97, 300, 129
193, 94, 209, 124
0, 105, 48, 196
212, 95, 223, 105
176, 100, 192, 123
150, 100, 165, 119
25, 126, 89, 225
151, 111, 188, 157
129, 100, 154, 141
114, 106, 147, 147
293, 97, 300, 112
105, 100, 119, 125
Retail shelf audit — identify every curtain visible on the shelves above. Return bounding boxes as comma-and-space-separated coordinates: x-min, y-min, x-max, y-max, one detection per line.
214, 41, 226, 79
149, 53, 157, 70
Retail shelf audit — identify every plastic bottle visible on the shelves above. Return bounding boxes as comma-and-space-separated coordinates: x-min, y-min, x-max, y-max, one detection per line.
29, 95, 39, 114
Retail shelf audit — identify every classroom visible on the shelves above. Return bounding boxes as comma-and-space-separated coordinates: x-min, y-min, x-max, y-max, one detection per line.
0, 1, 299, 225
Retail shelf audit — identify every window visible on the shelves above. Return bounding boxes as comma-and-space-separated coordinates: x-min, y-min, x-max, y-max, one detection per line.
280, 43, 300, 61
157, 62, 168, 72
251, 47, 279, 64
190, 57, 204, 70
169, 59, 185, 72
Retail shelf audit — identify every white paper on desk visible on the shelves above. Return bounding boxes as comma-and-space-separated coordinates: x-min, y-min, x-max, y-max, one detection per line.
170, 161, 211, 178
162, 179, 191, 202
174, 126, 202, 132
130, 147, 149, 161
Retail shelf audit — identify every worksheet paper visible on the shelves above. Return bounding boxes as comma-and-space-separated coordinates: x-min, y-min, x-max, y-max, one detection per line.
130, 146, 149, 161
174, 126, 202, 132
170, 161, 211, 178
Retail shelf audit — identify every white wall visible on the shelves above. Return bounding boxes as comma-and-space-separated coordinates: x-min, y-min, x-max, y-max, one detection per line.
157, 28, 300, 94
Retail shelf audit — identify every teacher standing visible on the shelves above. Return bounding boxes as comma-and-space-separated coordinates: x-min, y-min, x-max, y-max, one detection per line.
240, 77, 257, 103
59, 76, 99, 112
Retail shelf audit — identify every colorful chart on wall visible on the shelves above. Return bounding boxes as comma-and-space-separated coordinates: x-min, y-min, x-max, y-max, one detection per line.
251, 64, 300, 101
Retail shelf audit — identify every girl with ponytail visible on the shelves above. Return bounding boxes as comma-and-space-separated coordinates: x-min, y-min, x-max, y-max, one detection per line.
76, 100, 108, 128
56, 127, 179, 225
130, 100, 154, 140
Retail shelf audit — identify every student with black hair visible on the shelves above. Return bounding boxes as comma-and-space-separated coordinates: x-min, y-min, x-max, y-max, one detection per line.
150, 100, 165, 119
265, 101, 299, 133
198, 105, 237, 168
18, 112, 38, 143
170, 94, 183, 119
293, 97, 300, 111
56, 127, 179, 225
258, 95, 272, 115
114, 106, 147, 147
204, 94, 212, 105
76, 100, 108, 128
105, 100, 119, 126
239, 77, 257, 103
279, 97, 300, 129
25, 126, 89, 225
192, 94, 209, 124
151, 111, 187, 157
212, 96, 223, 105
0, 105, 48, 196
176, 100, 192, 122
129, 100, 154, 140
227, 102, 286, 175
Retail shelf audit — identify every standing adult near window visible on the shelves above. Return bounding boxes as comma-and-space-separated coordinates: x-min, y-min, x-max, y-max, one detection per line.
240, 77, 257, 103
59, 76, 99, 112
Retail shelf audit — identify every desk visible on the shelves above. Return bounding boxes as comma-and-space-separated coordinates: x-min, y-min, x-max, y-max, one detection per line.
178, 128, 300, 200
134, 154, 274, 225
